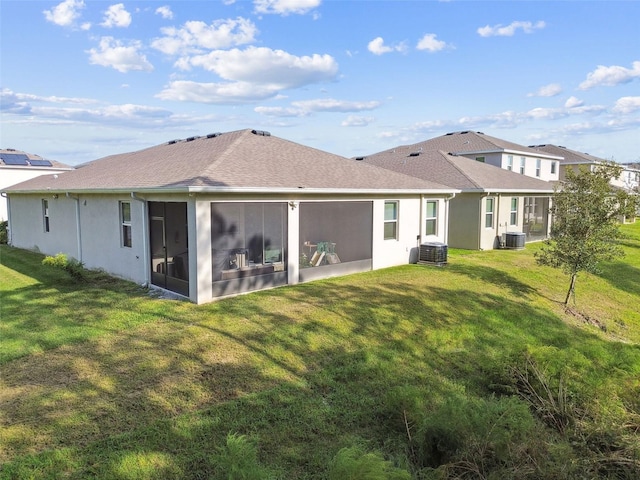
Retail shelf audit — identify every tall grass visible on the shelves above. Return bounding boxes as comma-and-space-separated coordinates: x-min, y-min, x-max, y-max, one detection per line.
1, 223, 639, 479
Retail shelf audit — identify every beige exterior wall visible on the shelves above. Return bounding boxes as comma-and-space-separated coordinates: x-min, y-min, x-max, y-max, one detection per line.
461, 152, 559, 182
448, 193, 481, 249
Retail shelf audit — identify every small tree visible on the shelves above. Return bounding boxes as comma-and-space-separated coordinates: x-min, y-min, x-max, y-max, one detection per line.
535, 162, 638, 305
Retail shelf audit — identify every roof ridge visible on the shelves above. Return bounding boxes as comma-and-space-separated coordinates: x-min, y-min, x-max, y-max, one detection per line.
197, 129, 251, 179
438, 150, 483, 189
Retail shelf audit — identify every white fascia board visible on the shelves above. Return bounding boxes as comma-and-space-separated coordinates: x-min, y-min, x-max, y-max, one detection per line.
462, 188, 554, 194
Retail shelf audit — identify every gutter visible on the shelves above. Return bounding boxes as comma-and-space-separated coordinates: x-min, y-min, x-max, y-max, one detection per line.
1, 192, 11, 245
66, 193, 83, 262
131, 192, 150, 287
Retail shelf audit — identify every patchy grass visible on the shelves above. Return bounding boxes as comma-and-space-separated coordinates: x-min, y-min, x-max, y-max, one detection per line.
1, 222, 639, 479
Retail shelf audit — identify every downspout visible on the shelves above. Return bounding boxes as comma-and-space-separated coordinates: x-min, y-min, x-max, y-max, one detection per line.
443, 192, 456, 245
496, 193, 502, 249
131, 192, 150, 286
66, 193, 82, 262
1, 192, 11, 245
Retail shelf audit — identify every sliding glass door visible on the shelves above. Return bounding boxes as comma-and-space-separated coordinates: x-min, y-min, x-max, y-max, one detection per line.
149, 202, 189, 296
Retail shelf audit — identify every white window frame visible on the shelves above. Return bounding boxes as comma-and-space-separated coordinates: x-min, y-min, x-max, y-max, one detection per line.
535, 159, 541, 177
425, 200, 438, 236
384, 201, 399, 240
485, 197, 494, 228
507, 155, 513, 171
120, 201, 132, 248
510, 198, 518, 226
551, 161, 557, 175
519, 157, 526, 174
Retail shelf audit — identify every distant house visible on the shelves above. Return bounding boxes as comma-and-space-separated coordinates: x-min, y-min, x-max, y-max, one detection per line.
358, 144, 554, 250
530, 144, 640, 192
408, 131, 564, 182
4, 129, 458, 303
0, 149, 73, 221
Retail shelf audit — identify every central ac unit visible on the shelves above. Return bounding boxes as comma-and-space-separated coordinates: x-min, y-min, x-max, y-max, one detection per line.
418, 242, 448, 266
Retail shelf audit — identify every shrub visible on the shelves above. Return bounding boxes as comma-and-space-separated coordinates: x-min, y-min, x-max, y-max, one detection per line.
210, 433, 274, 480
0, 220, 7, 244
327, 446, 411, 480
42, 253, 85, 281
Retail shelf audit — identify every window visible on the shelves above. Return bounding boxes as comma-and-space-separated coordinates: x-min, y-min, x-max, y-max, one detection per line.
535, 159, 541, 177
485, 198, 494, 228
507, 155, 513, 171
42, 199, 50, 232
475, 156, 485, 163
510, 198, 518, 225
384, 201, 398, 240
120, 201, 132, 247
519, 157, 526, 174
425, 200, 438, 235
551, 161, 557, 175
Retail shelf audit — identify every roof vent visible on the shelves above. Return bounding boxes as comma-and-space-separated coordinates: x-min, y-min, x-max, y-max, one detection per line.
168, 139, 179, 145
206, 132, 222, 139
409, 152, 421, 157
355, 156, 365, 161
251, 130, 271, 136
460, 131, 469, 134
477, 132, 484, 135
186, 136, 200, 142
445, 132, 454, 136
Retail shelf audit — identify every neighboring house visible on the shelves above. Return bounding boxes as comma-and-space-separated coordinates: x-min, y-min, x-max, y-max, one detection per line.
401, 131, 564, 182
357, 146, 554, 250
4, 129, 458, 304
530, 144, 640, 222
0, 149, 73, 221
530, 144, 640, 192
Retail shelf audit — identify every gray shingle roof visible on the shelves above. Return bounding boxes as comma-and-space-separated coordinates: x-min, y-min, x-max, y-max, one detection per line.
5, 129, 456, 194
528, 144, 606, 164
371, 131, 563, 160
359, 147, 554, 193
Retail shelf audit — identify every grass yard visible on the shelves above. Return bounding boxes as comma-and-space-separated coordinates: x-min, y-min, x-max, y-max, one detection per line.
1, 223, 639, 479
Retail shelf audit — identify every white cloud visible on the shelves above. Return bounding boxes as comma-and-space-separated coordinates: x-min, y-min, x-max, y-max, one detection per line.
254, 106, 309, 117
578, 61, 640, 90
87, 37, 153, 73
156, 80, 280, 104
612, 96, 640, 114
367, 37, 407, 55
527, 83, 562, 97
100, 3, 132, 28
152, 18, 258, 55
477, 20, 546, 37
254, 0, 321, 15
416, 33, 450, 53
291, 98, 380, 112
176, 47, 338, 90
155, 6, 173, 20
564, 96, 584, 108
341, 115, 375, 127
43, 0, 85, 27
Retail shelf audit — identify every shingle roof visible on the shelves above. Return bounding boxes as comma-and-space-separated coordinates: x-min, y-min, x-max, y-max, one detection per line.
359, 147, 554, 193
528, 144, 606, 164
5, 129, 456, 194
371, 131, 563, 160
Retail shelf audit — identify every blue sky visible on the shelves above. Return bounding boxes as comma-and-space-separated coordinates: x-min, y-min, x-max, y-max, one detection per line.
1, 0, 639, 166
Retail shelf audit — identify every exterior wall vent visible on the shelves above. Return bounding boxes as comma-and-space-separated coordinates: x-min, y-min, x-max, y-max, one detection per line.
418, 242, 448, 266
251, 130, 271, 136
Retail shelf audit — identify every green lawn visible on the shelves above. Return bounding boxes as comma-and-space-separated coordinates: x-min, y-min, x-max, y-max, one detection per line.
1, 223, 639, 479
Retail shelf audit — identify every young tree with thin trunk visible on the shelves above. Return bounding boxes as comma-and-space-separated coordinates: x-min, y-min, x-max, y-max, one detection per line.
535, 162, 638, 305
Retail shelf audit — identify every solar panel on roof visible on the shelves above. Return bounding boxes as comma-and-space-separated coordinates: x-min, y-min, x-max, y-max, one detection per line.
0, 153, 29, 165
28, 159, 53, 167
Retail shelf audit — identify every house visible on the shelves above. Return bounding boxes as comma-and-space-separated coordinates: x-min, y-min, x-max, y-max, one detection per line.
0, 149, 73, 221
405, 131, 564, 182
4, 129, 458, 303
357, 145, 555, 250
530, 144, 640, 193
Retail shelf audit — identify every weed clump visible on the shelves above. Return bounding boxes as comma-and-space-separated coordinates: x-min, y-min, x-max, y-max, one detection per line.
42, 252, 85, 281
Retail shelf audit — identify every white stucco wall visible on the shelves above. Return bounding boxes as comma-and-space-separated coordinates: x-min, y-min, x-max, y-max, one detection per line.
461, 152, 559, 182
0, 167, 72, 221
